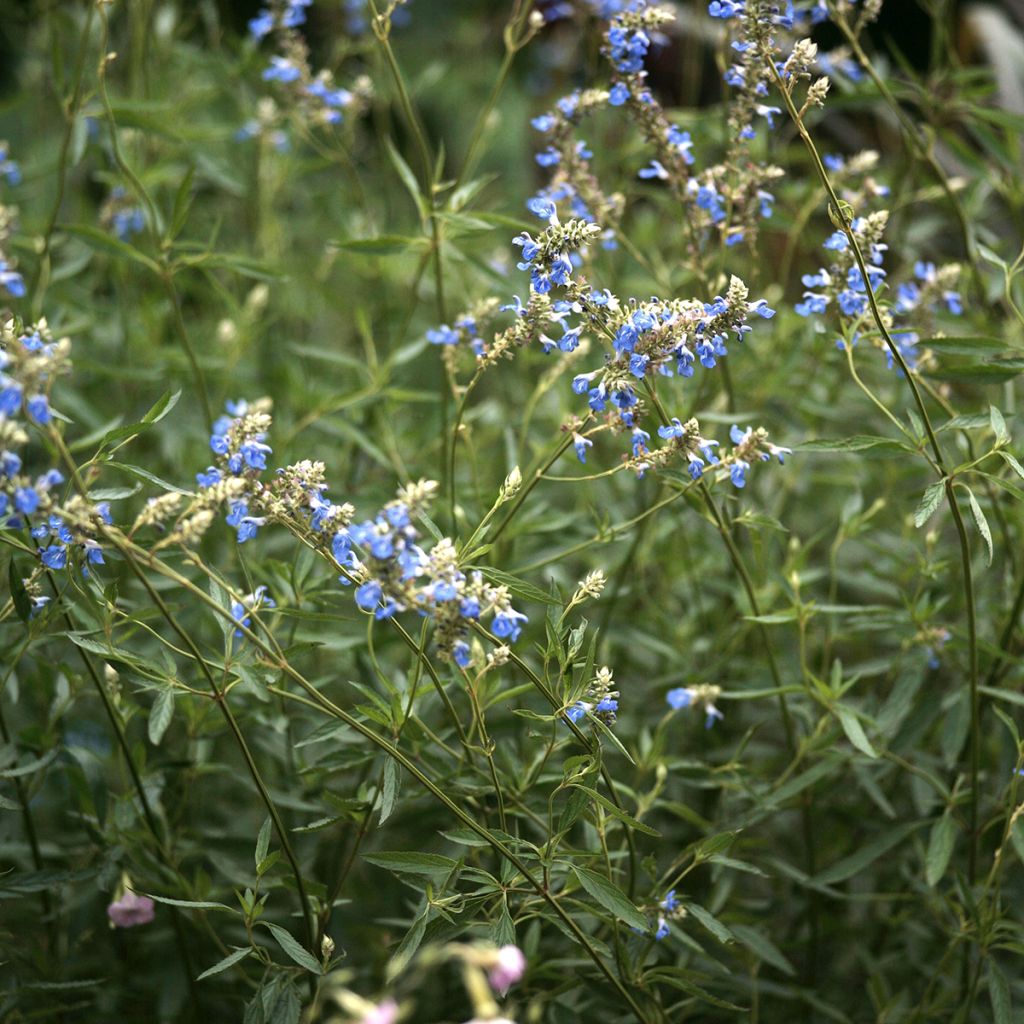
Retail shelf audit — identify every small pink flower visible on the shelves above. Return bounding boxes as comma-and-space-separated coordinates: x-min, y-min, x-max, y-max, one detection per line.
107, 890, 155, 928
360, 1000, 399, 1024
487, 944, 526, 995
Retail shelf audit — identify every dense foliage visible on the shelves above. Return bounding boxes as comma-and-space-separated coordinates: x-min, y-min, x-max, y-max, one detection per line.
2, 1, 1024, 1021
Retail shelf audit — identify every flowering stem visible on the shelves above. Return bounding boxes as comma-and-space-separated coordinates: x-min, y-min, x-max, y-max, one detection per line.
768, 55, 982, 885
90, 532, 652, 1019
828, 8, 983, 296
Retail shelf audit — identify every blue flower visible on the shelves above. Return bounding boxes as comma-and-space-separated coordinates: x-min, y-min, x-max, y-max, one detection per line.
730, 460, 749, 488
638, 160, 669, 180
823, 231, 848, 251
666, 687, 693, 709
40, 545, 67, 570
566, 702, 588, 724
426, 324, 459, 346
262, 56, 301, 83
453, 641, 471, 668
355, 580, 383, 612
658, 418, 685, 440
493, 607, 528, 641
196, 466, 221, 488
573, 433, 593, 463
535, 146, 560, 167
609, 82, 630, 106
15, 486, 39, 515
0, 260, 25, 298
240, 439, 272, 470
26, 395, 50, 424
527, 195, 558, 221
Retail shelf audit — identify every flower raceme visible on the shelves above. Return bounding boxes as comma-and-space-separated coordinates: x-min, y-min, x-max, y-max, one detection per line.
138, 403, 531, 665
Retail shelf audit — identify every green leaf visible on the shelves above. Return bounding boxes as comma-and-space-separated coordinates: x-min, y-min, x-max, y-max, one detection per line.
379, 758, 400, 825
999, 451, 1024, 481
925, 360, 1024, 384
988, 961, 1012, 1024
730, 923, 795, 976
835, 705, 877, 758
384, 138, 428, 217
815, 821, 921, 885
147, 689, 174, 746
914, 480, 945, 528
263, 923, 323, 975
362, 851, 458, 881
333, 235, 430, 256
990, 405, 1010, 445
917, 336, 1009, 355
644, 968, 746, 1011
255, 816, 272, 867
684, 901, 734, 944
571, 865, 648, 931
569, 785, 661, 836
62, 223, 160, 273
9, 561, 31, 623
925, 813, 956, 887
169, 165, 195, 242
197, 946, 253, 981
965, 488, 993, 566
145, 893, 234, 911
796, 435, 913, 454
0, 749, 58, 779
474, 566, 562, 605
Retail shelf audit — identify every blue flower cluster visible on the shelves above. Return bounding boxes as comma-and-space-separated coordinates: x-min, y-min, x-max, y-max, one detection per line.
0, 141, 24, 298
332, 481, 529, 665
182, 405, 529, 665
796, 210, 962, 373
1, 321, 111, 578
566, 666, 620, 725
103, 186, 146, 241
244, 0, 366, 137
248, 0, 311, 40
198, 400, 275, 544
667, 683, 724, 728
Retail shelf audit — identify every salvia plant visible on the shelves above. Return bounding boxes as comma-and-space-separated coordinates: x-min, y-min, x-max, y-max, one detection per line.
2, 0, 1024, 1021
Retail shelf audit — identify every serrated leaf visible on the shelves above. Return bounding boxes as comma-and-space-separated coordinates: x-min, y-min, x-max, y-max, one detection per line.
966, 487, 993, 566
572, 865, 648, 931
147, 689, 174, 746
263, 923, 322, 974
925, 813, 956, 887
835, 704, 877, 758
684, 901, 734, 944
914, 480, 945, 528
197, 946, 252, 981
